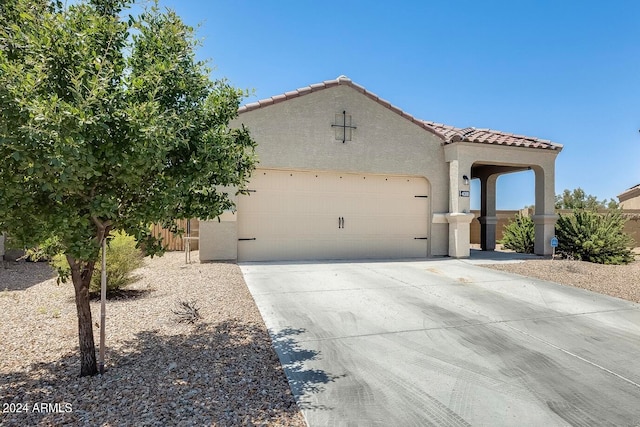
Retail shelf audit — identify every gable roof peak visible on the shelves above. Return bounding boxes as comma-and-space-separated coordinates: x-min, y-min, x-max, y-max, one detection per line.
237, 77, 562, 151
237, 76, 445, 139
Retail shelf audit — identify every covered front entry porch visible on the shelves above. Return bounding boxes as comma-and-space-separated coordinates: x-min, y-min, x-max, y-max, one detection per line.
473, 163, 557, 255
425, 123, 563, 258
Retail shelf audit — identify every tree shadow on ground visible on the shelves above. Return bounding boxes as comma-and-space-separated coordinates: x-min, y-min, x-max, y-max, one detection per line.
88, 287, 153, 301
0, 319, 304, 426
0, 261, 56, 291
270, 327, 345, 411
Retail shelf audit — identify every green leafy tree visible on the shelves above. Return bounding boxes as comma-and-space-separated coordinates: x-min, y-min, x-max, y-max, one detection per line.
0, 0, 256, 376
555, 188, 619, 210
556, 209, 633, 264
499, 213, 535, 254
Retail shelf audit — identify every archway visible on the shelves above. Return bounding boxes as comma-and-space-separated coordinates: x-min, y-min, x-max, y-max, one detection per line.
443, 140, 561, 257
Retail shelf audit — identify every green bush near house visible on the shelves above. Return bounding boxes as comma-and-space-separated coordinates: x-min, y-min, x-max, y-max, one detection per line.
499, 213, 535, 254
556, 208, 634, 265
51, 231, 144, 294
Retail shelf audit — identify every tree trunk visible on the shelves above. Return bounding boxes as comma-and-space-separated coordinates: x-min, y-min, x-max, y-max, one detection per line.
69, 256, 98, 377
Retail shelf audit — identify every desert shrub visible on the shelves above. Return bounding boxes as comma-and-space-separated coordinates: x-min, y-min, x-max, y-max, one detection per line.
50, 231, 144, 293
172, 300, 202, 324
556, 208, 633, 265
499, 213, 535, 254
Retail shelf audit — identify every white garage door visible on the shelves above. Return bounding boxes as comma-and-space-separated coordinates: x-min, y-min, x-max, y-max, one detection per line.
237, 169, 429, 261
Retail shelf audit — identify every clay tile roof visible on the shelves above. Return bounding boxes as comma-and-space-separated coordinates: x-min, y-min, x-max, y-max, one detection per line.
237, 76, 563, 151
421, 121, 562, 151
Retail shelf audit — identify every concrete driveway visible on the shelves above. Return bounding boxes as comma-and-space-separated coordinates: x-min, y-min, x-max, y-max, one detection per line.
240, 259, 640, 426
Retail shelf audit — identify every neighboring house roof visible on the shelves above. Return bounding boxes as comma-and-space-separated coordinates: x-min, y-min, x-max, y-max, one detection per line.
238, 75, 563, 151
618, 183, 640, 201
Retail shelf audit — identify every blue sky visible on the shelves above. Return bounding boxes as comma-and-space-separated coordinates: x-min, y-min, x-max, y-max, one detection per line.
156, 0, 639, 209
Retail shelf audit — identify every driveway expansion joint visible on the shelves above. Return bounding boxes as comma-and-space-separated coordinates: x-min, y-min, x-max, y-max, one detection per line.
506, 323, 640, 390
295, 307, 640, 344
251, 284, 412, 296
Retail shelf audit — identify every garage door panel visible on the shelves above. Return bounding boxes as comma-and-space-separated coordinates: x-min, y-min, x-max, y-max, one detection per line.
338, 238, 427, 259
284, 215, 336, 237
241, 214, 336, 238
349, 194, 428, 215
238, 169, 429, 261
239, 237, 339, 262
344, 215, 427, 237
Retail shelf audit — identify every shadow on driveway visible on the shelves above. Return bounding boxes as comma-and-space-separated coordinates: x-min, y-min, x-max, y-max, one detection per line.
270, 327, 345, 411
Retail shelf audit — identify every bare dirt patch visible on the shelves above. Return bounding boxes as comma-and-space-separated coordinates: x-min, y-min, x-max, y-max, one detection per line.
0, 252, 305, 426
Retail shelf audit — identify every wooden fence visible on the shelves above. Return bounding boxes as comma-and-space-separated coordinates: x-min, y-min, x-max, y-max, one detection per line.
471, 208, 640, 247
150, 219, 199, 251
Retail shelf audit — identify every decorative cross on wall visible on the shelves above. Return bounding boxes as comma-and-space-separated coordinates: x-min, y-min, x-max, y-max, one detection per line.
331, 111, 357, 143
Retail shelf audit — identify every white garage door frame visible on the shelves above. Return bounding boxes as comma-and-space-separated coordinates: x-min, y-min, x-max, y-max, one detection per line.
237, 168, 431, 262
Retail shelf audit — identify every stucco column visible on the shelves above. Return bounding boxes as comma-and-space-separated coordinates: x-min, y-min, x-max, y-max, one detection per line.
532, 214, 557, 256
447, 159, 474, 258
478, 216, 498, 251
446, 213, 475, 257
448, 160, 472, 214
478, 174, 498, 251
532, 165, 557, 256
448, 160, 460, 213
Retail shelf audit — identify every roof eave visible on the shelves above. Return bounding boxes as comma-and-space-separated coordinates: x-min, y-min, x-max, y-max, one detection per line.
618, 185, 640, 200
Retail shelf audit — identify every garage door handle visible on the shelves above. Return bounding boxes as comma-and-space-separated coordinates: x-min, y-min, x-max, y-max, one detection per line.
338, 217, 344, 229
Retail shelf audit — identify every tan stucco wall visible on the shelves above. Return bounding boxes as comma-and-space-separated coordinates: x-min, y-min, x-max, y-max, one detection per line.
620, 188, 640, 209
236, 86, 447, 185
199, 212, 238, 261
200, 84, 451, 260
622, 198, 640, 209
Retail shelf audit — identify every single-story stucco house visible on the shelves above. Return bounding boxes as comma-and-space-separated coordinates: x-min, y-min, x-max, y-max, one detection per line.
200, 76, 562, 262
618, 184, 640, 209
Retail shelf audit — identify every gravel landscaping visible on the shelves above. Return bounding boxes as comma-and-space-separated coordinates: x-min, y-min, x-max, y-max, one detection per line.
2, 249, 639, 426
482, 250, 640, 304
0, 252, 305, 426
